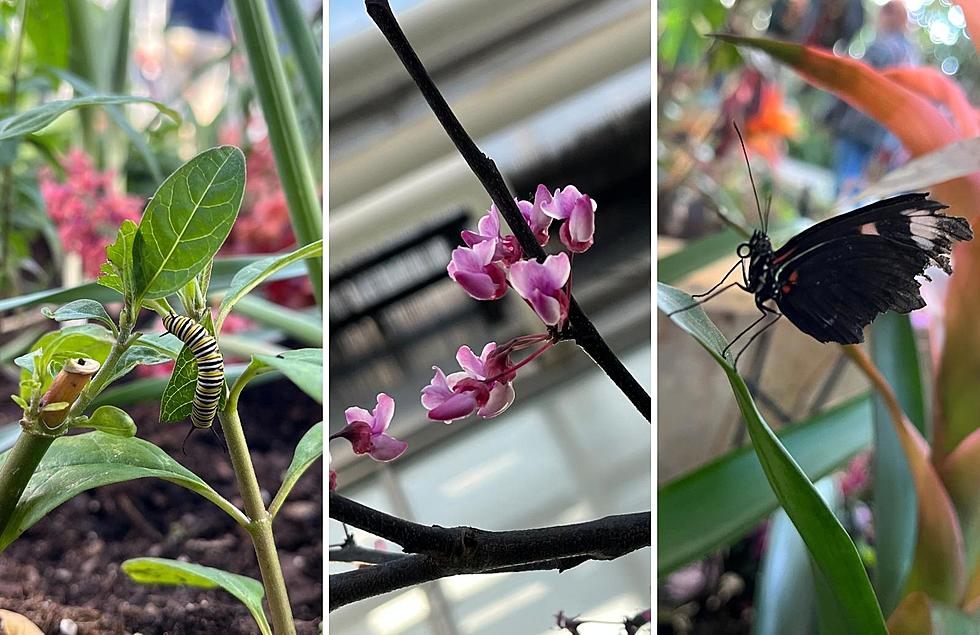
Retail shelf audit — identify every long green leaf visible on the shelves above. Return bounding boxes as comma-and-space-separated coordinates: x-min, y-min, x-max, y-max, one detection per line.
0, 256, 308, 313
870, 313, 922, 614
0, 95, 178, 141
253, 349, 322, 403
133, 146, 245, 301
45, 66, 164, 182
0, 432, 246, 549
658, 228, 743, 284
659, 396, 872, 574
658, 282, 886, 633
122, 558, 271, 635
269, 422, 322, 518
230, 0, 323, 306
215, 240, 322, 334
754, 478, 842, 635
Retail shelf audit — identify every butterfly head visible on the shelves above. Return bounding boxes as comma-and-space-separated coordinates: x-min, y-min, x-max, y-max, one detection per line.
738, 230, 775, 294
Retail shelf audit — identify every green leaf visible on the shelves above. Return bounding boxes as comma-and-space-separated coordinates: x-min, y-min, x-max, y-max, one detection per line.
0, 432, 246, 550
658, 282, 886, 633
45, 67, 164, 182
870, 313, 923, 614
19, 325, 113, 397
0, 255, 309, 313
97, 219, 137, 299
81, 405, 136, 437
160, 312, 225, 423
0, 95, 179, 141
659, 396, 872, 574
658, 227, 743, 285
755, 478, 842, 635
41, 299, 114, 331
132, 146, 245, 301
122, 558, 270, 635
24, 0, 69, 69
91, 363, 275, 409
216, 240, 323, 334
232, 295, 322, 346
269, 422, 322, 517
252, 349, 322, 403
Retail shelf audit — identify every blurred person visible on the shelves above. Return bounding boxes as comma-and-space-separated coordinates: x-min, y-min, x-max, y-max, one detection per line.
825, 0, 919, 197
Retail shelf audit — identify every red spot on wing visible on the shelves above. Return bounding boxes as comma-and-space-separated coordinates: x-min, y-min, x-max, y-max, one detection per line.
782, 285, 792, 294
788, 270, 799, 283
773, 247, 797, 265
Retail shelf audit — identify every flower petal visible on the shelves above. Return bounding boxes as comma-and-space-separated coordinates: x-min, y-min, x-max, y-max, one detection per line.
369, 434, 408, 461
372, 393, 395, 433
344, 406, 372, 426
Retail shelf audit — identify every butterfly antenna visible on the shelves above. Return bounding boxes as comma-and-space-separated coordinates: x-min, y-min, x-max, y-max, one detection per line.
764, 191, 773, 234
210, 425, 228, 453
733, 121, 765, 231
180, 426, 195, 456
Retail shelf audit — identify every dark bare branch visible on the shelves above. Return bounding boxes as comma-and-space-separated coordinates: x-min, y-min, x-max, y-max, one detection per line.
329, 493, 651, 610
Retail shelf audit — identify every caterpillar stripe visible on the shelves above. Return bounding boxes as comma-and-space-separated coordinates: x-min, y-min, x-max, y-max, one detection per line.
163, 314, 225, 430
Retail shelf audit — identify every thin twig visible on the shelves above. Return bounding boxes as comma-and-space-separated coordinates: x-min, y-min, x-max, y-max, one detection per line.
329, 492, 650, 610
364, 0, 651, 422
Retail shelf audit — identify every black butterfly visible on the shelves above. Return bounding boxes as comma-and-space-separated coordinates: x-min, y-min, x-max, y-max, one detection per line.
672, 185, 973, 366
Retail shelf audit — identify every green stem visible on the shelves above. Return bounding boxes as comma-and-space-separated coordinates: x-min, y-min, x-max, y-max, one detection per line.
270, 0, 322, 120
229, 0, 323, 308
222, 365, 295, 634
0, 430, 54, 535
0, 0, 28, 300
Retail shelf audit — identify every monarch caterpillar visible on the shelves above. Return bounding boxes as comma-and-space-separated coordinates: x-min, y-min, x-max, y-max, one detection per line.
163, 313, 225, 431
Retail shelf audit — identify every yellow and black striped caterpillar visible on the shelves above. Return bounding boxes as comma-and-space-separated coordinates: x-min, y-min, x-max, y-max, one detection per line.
163, 313, 225, 430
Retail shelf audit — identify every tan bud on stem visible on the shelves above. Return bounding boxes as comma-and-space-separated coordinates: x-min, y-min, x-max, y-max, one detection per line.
39, 357, 101, 428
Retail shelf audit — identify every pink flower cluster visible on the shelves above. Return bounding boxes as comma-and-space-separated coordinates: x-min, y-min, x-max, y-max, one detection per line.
334, 185, 597, 476
218, 126, 315, 309
447, 185, 595, 327
422, 334, 550, 423
40, 149, 144, 277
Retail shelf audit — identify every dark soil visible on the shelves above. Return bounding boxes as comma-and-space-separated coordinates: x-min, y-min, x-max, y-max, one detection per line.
0, 376, 322, 634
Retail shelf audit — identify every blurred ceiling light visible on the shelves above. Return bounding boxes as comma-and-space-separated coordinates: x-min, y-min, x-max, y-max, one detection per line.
439, 452, 519, 498
459, 582, 549, 634
366, 588, 430, 635
442, 572, 513, 602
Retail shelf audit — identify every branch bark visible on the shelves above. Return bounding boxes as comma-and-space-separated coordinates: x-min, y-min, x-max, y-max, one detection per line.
363, 0, 651, 422
329, 493, 651, 610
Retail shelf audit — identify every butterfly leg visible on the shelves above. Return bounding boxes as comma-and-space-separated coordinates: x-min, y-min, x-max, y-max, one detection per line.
667, 279, 750, 318
721, 304, 781, 361
732, 309, 783, 370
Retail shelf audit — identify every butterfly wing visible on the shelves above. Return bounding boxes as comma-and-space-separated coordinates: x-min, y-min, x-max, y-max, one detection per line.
772, 194, 973, 344
772, 193, 972, 274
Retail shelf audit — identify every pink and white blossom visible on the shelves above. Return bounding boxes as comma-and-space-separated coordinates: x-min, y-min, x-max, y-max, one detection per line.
517, 185, 555, 247
541, 185, 596, 253
447, 240, 508, 300
421, 343, 516, 422
461, 206, 522, 265
332, 393, 407, 462
508, 253, 571, 326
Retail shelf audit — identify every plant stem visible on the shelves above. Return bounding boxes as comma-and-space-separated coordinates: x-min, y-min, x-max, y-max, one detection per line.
270, 0, 322, 119
223, 366, 295, 634
230, 0, 323, 308
0, 431, 54, 535
364, 0, 650, 421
